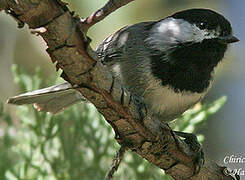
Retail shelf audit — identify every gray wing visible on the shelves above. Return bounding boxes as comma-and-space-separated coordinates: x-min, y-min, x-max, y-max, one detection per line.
95, 21, 158, 96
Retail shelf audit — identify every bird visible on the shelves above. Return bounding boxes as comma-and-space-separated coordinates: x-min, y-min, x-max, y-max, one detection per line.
8, 8, 239, 123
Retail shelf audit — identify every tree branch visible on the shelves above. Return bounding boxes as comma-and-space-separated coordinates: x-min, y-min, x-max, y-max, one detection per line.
80, 0, 135, 32
0, 0, 236, 179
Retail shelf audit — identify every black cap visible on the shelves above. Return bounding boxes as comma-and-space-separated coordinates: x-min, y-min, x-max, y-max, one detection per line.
171, 9, 233, 37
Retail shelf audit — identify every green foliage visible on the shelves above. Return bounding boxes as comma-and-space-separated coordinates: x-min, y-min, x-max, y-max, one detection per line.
172, 96, 227, 142
0, 66, 226, 180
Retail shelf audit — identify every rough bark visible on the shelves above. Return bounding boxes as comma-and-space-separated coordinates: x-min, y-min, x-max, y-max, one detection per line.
0, 0, 235, 179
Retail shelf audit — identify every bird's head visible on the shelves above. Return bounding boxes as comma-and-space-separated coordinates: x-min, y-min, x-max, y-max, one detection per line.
171, 8, 239, 44
147, 8, 239, 93
147, 8, 239, 52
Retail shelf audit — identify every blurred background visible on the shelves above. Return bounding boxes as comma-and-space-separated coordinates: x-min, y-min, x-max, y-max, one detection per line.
0, 0, 244, 179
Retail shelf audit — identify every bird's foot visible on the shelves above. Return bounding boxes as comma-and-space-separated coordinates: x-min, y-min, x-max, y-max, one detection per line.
173, 131, 204, 175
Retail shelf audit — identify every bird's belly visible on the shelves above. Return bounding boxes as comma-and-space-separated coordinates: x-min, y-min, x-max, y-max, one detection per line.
144, 86, 208, 122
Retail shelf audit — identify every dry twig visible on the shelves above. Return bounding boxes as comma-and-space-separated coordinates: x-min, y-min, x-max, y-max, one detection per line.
105, 145, 126, 180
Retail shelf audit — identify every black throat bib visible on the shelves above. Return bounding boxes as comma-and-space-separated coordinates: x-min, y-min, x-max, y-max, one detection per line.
150, 40, 228, 93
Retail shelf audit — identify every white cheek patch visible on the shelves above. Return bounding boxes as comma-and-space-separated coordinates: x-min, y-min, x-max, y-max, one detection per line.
146, 18, 182, 50
156, 19, 181, 39
146, 17, 221, 51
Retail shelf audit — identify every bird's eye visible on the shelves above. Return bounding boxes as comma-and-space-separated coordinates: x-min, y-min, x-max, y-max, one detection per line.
199, 22, 207, 29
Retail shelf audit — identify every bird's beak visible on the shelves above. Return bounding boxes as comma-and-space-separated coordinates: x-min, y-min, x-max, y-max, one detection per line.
218, 35, 239, 44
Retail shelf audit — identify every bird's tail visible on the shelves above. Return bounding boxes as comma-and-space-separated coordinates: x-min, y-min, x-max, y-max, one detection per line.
7, 82, 86, 114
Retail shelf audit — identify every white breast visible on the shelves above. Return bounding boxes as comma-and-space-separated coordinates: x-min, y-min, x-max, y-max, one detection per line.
144, 83, 209, 122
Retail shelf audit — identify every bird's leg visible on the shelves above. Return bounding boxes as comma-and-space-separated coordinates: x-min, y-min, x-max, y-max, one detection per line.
173, 130, 204, 175
130, 94, 147, 120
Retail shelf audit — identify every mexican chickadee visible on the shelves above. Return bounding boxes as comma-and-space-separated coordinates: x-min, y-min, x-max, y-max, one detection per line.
8, 9, 239, 123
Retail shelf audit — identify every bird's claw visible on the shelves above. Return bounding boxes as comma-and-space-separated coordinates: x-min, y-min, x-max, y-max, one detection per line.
173, 131, 204, 175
